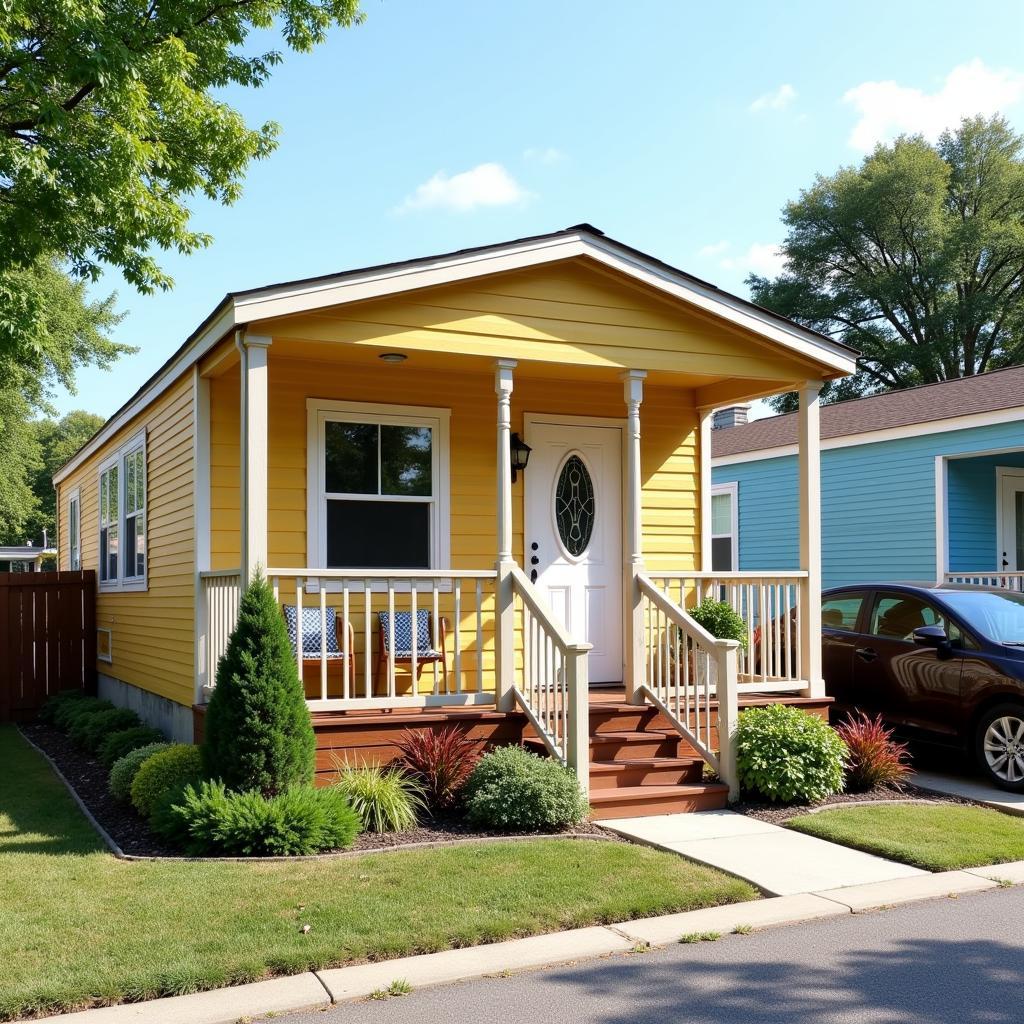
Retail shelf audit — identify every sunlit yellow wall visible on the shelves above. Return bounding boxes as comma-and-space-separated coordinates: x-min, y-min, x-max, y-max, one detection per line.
56, 376, 196, 706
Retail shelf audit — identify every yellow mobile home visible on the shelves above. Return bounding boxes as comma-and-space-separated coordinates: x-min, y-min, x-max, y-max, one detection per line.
53, 225, 855, 817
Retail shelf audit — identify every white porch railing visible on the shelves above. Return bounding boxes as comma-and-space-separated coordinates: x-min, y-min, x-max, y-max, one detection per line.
637, 573, 740, 800
646, 572, 808, 694
945, 571, 1024, 591
509, 564, 591, 792
198, 570, 243, 697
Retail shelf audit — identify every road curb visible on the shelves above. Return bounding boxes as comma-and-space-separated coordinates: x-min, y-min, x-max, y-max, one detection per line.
30, 863, 1024, 1022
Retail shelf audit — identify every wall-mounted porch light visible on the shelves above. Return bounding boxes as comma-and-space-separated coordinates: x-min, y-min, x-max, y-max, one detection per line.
510, 432, 532, 483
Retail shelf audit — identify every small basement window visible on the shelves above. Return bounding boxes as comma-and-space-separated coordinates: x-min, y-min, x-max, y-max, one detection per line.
308, 401, 450, 573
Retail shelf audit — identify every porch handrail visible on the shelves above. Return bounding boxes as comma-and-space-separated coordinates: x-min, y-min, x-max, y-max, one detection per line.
508, 564, 592, 793
637, 573, 740, 801
197, 569, 243, 698
944, 571, 1024, 591
646, 571, 808, 694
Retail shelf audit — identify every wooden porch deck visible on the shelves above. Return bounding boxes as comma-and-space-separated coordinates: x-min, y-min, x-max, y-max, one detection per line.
193, 690, 832, 820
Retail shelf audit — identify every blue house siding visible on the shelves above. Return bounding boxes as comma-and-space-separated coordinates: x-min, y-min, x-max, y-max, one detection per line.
713, 417, 1024, 590
947, 451, 1024, 572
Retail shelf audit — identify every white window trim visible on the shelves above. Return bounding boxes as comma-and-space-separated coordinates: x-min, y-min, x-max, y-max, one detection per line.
305, 399, 451, 591
97, 430, 148, 593
710, 481, 739, 572
67, 487, 81, 572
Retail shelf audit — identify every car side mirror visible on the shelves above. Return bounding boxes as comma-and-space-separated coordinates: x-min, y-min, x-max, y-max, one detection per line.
912, 625, 948, 648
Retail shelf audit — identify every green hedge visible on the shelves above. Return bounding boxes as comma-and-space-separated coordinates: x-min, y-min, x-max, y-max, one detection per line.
98, 726, 166, 768
131, 745, 205, 819
108, 743, 170, 803
69, 708, 141, 753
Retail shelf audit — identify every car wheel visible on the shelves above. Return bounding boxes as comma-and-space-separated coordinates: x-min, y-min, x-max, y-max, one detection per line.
974, 703, 1024, 792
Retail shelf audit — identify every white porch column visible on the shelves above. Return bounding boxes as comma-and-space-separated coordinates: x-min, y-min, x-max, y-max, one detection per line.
699, 406, 714, 572
622, 370, 647, 704
798, 380, 824, 697
494, 359, 517, 711
239, 332, 271, 585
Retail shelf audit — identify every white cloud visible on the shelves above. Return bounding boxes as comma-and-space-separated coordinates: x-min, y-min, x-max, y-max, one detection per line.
719, 243, 786, 278
395, 163, 530, 214
523, 146, 566, 164
844, 59, 1024, 151
698, 240, 730, 258
750, 84, 797, 113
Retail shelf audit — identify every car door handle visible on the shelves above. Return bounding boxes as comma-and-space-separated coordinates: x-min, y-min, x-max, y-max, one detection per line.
855, 647, 878, 662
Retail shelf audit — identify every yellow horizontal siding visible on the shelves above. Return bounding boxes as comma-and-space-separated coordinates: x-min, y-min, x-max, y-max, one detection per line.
56, 375, 196, 707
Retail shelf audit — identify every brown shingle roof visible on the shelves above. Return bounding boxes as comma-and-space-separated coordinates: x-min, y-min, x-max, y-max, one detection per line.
711, 365, 1024, 459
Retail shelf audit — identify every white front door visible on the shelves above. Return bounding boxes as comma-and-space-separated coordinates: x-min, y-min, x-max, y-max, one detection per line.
524, 420, 622, 684
999, 469, 1024, 571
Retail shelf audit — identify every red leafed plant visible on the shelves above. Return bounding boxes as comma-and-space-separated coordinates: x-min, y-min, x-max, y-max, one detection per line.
834, 711, 912, 791
394, 726, 481, 813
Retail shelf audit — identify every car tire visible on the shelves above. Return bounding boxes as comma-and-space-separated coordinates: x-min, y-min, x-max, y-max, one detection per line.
974, 703, 1024, 793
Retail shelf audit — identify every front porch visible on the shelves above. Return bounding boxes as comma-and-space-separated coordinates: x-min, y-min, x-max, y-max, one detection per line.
190, 234, 854, 809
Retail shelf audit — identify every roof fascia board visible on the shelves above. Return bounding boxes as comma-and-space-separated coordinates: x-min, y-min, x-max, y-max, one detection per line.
711, 404, 1024, 468
53, 301, 238, 485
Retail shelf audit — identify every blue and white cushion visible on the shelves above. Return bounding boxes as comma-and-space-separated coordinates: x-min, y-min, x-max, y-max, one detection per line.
378, 610, 439, 657
283, 605, 342, 657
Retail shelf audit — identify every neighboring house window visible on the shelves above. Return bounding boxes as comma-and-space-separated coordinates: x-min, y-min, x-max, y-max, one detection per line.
307, 401, 450, 572
68, 490, 81, 571
98, 432, 147, 590
710, 482, 738, 572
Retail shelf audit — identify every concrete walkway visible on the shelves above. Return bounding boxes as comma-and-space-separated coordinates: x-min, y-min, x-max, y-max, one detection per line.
602, 809, 924, 895
912, 769, 1024, 816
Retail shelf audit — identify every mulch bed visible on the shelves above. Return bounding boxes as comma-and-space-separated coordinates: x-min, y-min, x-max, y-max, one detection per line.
735, 782, 979, 826
19, 722, 618, 858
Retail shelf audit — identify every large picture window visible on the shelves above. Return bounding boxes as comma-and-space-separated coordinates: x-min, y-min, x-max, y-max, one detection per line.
307, 401, 450, 574
98, 432, 147, 590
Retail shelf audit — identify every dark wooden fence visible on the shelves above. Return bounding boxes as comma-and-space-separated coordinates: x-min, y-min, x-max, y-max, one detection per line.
0, 570, 96, 722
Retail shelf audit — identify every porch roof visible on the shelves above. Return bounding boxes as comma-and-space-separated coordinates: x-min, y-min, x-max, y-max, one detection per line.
54, 224, 858, 486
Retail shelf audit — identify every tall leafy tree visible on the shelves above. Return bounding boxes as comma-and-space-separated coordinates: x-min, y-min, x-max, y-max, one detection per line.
749, 116, 1024, 412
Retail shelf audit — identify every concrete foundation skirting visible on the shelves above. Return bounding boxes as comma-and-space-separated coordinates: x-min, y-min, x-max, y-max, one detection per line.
98, 674, 194, 743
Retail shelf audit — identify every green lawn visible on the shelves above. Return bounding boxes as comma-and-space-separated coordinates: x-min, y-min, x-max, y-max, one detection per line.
0, 726, 756, 1020
788, 803, 1024, 872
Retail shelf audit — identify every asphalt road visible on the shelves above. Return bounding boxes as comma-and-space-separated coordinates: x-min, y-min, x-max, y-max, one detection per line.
277, 886, 1024, 1024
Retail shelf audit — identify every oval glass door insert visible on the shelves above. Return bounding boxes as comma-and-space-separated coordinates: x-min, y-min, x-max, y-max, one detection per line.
554, 454, 595, 557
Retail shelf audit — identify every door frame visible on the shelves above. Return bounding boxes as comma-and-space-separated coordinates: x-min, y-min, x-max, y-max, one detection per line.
523, 412, 627, 684
996, 467, 1024, 571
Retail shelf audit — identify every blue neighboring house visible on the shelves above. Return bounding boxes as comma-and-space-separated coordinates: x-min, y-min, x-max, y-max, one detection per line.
710, 366, 1024, 590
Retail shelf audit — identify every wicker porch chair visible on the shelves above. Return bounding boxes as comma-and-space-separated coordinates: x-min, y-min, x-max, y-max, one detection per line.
282, 604, 356, 691
376, 609, 449, 691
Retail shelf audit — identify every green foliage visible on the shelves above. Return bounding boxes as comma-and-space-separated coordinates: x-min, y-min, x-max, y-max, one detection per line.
0, 264, 123, 543
748, 116, 1024, 413
736, 704, 847, 803
168, 780, 361, 856
202, 573, 316, 797
464, 746, 589, 832
53, 696, 113, 731
97, 726, 166, 769
689, 600, 748, 648
36, 690, 87, 726
333, 764, 425, 833
108, 743, 170, 803
131, 745, 205, 818
68, 707, 141, 753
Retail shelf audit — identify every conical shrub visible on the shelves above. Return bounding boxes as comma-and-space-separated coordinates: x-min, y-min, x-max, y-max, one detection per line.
202, 572, 315, 795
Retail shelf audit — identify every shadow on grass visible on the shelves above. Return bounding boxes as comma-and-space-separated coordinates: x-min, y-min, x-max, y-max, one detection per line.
0, 725, 104, 856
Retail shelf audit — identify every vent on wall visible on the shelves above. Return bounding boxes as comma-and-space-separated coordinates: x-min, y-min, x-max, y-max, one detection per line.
97, 628, 112, 664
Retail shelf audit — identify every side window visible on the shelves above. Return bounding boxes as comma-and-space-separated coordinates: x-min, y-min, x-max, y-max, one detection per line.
821, 593, 864, 632
869, 594, 961, 643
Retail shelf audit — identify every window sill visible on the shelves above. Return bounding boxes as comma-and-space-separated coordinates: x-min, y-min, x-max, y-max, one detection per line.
98, 579, 148, 594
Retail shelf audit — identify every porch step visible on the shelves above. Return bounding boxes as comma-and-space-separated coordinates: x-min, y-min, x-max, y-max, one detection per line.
589, 783, 729, 820
589, 756, 704, 790
588, 730, 689, 760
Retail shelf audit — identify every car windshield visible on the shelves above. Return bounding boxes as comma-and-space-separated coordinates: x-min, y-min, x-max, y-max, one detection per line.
939, 590, 1024, 645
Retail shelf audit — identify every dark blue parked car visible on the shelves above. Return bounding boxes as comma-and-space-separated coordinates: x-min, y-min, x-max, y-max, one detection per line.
822, 582, 1024, 791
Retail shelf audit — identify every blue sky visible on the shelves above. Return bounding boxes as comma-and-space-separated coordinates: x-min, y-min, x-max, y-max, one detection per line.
56, 0, 1024, 419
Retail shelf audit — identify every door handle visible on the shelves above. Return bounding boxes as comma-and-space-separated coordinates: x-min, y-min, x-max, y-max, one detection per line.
855, 647, 878, 662
1003, 551, 1010, 569
530, 569, 538, 583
